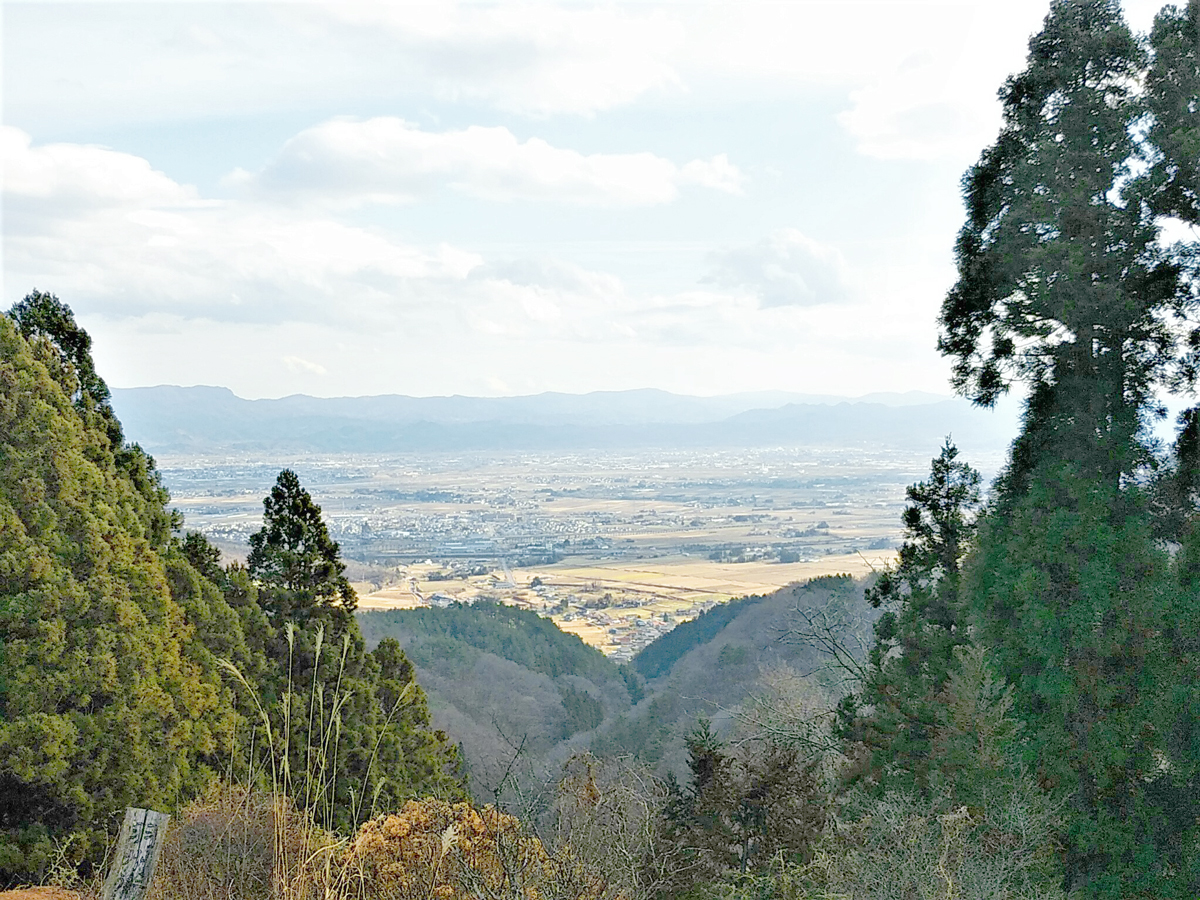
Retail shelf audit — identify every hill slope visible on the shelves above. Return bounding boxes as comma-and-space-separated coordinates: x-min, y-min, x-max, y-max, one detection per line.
0, 318, 238, 877
357, 575, 875, 800
591, 575, 875, 776
358, 603, 633, 800
0, 307, 465, 882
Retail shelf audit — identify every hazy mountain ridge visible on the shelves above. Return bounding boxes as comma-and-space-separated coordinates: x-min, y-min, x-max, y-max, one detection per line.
111, 386, 1014, 453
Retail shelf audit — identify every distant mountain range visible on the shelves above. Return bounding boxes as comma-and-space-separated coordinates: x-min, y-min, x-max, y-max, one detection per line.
110, 385, 1020, 454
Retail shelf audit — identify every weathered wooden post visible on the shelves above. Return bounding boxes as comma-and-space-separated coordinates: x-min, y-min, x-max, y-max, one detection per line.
100, 807, 170, 900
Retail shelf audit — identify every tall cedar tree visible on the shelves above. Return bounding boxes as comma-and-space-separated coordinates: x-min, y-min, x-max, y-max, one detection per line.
938, 0, 1197, 486
966, 468, 1200, 895
245, 470, 464, 832
940, 2, 1200, 895
1148, 1, 1200, 537
840, 439, 981, 793
1146, 0, 1200, 228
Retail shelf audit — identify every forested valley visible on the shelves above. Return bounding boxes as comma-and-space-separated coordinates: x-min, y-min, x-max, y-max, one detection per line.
5, 1, 1200, 897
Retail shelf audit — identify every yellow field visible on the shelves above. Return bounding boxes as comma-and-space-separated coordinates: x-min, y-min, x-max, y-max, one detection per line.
353, 551, 895, 653
554, 619, 612, 647
531, 550, 893, 605
354, 588, 425, 610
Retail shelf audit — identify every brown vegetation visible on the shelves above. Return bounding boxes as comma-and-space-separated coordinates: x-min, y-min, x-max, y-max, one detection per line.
0, 890, 87, 900
138, 786, 611, 900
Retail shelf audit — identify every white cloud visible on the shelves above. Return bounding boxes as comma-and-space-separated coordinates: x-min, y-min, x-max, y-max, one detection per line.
231, 117, 741, 207
5, 1, 1166, 163
705, 230, 855, 308
3, 128, 952, 399
2, 127, 482, 324
323, 3, 687, 117
1, 126, 197, 209
678, 154, 742, 194
283, 355, 327, 376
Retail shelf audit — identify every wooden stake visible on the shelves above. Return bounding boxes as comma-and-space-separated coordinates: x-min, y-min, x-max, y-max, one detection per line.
100, 808, 170, 900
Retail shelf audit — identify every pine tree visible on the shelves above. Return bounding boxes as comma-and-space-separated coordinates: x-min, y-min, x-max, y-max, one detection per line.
840, 439, 981, 793
248, 469, 356, 624
243, 470, 464, 832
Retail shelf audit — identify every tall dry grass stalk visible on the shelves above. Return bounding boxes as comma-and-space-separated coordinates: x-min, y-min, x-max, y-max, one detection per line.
205, 623, 414, 900
153, 625, 602, 900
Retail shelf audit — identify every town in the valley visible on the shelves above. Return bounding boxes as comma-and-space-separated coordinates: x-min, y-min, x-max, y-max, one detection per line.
161, 444, 1003, 659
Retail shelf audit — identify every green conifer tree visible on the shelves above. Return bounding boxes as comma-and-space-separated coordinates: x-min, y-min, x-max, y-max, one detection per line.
248, 469, 356, 624
937, 3, 1200, 893
0, 299, 465, 883
0, 316, 238, 882
840, 439, 982, 793
938, 0, 1195, 485
243, 470, 464, 831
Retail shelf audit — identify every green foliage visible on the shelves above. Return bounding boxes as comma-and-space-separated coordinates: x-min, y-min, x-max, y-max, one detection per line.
1149, 406, 1200, 540
869, 438, 980, 612
799, 574, 853, 593
248, 469, 356, 623
633, 595, 765, 680
8, 289, 111, 416
588, 691, 679, 763
180, 530, 223, 584
7, 291, 178, 549
0, 316, 239, 882
840, 440, 981, 793
967, 465, 1200, 896
930, 6, 1200, 894
359, 601, 620, 684
716, 644, 748, 668
695, 644, 1064, 900
0, 305, 466, 882
657, 721, 825, 892
618, 662, 646, 704
241, 472, 466, 833
1145, 0, 1200, 227
713, 781, 1064, 900
938, 0, 1198, 483
560, 685, 605, 739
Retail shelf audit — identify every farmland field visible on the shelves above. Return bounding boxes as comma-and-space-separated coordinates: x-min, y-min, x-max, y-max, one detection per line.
160, 445, 1003, 656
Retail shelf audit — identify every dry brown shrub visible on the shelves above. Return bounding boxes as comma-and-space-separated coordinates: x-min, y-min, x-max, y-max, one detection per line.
147, 784, 333, 900
344, 798, 607, 900
1, 889, 91, 900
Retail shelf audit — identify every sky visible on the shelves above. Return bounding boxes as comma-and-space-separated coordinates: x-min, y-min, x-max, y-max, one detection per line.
0, 0, 1172, 400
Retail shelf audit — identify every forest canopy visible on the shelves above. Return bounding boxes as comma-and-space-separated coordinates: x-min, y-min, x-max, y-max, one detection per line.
0, 298, 463, 884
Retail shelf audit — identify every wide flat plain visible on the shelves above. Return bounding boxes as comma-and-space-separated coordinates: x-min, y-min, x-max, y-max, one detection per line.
161, 445, 1001, 656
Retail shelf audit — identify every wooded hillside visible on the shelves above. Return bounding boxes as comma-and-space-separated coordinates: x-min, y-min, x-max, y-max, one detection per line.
0, 301, 463, 885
